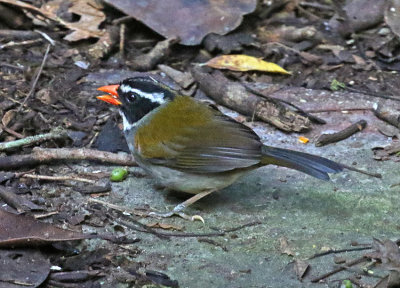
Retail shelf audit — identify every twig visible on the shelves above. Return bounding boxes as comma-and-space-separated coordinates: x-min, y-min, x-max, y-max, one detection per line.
299, 2, 334, 11
112, 15, 134, 25
304, 107, 372, 113
0, 147, 136, 170
2, 126, 24, 138
316, 120, 367, 146
340, 164, 382, 179
0, 38, 43, 49
21, 173, 96, 184
0, 62, 25, 70
198, 238, 228, 251
91, 198, 262, 238
243, 82, 326, 124
129, 37, 179, 71
308, 246, 372, 260
373, 104, 400, 129
0, 126, 68, 151
115, 216, 262, 239
119, 23, 125, 57
296, 4, 321, 21
311, 256, 367, 283
345, 86, 400, 102
34, 30, 56, 45
87, 198, 148, 217
17, 43, 51, 112
33, 211, 59, 219
0, 29, 39, 40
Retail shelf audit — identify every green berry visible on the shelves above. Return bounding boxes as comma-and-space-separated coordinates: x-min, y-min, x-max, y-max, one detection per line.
110, 168, 128, 182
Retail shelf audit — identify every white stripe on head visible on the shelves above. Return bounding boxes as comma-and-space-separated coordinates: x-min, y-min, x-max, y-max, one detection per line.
120, 84, 166, 104
119, 110, 137, 132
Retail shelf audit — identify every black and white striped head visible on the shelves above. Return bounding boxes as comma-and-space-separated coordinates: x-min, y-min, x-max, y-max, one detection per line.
97, 76, 175, 129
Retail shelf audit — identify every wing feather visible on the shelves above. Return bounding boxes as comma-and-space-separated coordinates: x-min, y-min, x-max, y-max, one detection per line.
134, 96, 262, 173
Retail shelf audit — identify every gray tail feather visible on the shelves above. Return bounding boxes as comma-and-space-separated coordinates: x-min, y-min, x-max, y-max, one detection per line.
261, 146, 343, 180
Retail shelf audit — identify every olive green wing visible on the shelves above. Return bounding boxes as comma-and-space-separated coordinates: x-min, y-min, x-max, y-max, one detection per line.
134, 96, 262, 173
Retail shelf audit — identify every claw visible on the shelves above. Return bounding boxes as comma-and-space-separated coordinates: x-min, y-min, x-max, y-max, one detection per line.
191, 215, 205, 223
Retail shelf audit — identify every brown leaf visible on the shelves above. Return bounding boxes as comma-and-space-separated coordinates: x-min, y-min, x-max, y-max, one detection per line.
0, 0, 105, 41
0, 249, 50, 287
63, 0, 105, 41
146, 222, 183, 231
2, 109, 16, 127
366, 238, 400, 272
103, 0, 257, 45
372, 143, 400, 161
0, 209, 87, 247
294, 260, 309, 280
279, 237, 294, 256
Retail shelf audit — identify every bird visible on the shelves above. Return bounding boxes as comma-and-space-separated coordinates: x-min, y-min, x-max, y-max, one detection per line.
97, 76, 343, 221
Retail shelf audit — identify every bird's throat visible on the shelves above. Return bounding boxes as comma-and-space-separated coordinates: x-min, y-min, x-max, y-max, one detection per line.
119, 110, 137, 133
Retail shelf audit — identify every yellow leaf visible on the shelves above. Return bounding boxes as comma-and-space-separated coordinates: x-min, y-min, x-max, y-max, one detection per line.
298, 136, 309, 144
204, 54, 291, 74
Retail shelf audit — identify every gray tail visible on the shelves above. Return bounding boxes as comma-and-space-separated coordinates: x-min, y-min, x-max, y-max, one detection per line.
261, 146, 343, 180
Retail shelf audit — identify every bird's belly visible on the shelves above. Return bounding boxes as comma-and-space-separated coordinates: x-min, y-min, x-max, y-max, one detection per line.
134, 155, 245, 194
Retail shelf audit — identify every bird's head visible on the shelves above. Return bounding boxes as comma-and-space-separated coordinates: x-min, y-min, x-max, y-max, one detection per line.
97, 76, 175, 130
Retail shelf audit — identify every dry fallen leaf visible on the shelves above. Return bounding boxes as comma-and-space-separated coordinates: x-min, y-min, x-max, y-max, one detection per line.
279, 237, 295, 256
0, 249, 50, 288
204, 55, 291, 74
0, 0, 105, 42
0, 209, 87, 247
103, 0, 257, 45
147, 222, 183, 231
366, 238, 400, 271
1, 109, 16, 127
294, 260, 309, 280
63, 0, 106, 41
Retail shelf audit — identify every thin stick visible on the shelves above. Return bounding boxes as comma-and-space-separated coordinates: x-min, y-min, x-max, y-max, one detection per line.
311, 256, 367, 283
21, 173, 96, 184
308, 246, 372, 260
88, 198, 147, 217
2, 126, 24, 139
17, 43, 51, 112
315, 120, 367, 147
304, 107, 372, 113
0, 147, 136, 170
34, 211, 59, 219
34, 30, 56, 45
115, 216, 262, 238
341, 164, 382, 178
119, 23, 125, 57
0, 126, 68, 151
0, 39, 42, 49
91, 198, 262, 238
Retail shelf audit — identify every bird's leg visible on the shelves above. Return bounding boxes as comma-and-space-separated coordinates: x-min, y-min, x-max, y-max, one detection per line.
148, 190, 215, 222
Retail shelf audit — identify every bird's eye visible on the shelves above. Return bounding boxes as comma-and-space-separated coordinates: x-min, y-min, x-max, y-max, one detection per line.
126, 93, 136, 103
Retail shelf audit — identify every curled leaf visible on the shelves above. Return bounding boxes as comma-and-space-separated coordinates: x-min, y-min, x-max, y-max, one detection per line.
204, 54, 291, 74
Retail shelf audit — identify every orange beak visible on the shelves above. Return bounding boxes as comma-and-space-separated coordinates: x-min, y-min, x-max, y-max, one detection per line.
97, 84, 122, 106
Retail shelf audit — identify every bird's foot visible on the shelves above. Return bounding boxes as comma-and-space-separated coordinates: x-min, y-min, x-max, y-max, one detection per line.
148, 204, 204, 223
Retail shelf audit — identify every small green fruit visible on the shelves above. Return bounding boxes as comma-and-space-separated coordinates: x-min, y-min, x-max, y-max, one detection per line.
110, 168, 128, 182
342, 280, 353, 288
